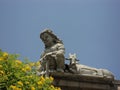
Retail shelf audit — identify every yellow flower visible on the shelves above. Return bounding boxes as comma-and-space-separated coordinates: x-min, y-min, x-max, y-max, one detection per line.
40, 76, 45, 82
0, 57, 4, 61
37, 81, 43, 85
22, 64, 31, 72
31, 86, 35, 90
50, 85, 55, 89
25, 64, 31, 71
29, 62, 35, 67
28, 75, 32, 78
0, 70, 4, 75
17, 81, 23, 86
56, 87, 61, 90
10, 85, 16, 89
49, 76, 54, 81
2, 52, 8, 60
22, 68, 26, 72
15, 60, 22, 65
10, 85, 22, 90
3, 52, 8, 57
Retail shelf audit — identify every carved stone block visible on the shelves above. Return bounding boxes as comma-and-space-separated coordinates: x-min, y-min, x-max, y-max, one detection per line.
50, 72, 119, 90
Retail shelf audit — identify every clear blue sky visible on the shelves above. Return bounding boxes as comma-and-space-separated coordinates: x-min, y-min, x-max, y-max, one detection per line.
0, 0, 120, 79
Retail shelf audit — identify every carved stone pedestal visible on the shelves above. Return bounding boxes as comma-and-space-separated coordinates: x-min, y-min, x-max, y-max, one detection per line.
50, 72, 120, 90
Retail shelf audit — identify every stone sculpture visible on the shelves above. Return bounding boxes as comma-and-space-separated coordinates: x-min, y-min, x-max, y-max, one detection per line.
67, 53, 114, 79
38, 28, 114, 80
38, 29, 65, 76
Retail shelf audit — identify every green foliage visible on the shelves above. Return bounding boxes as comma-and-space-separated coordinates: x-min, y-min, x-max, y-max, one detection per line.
0, 50, 61, 90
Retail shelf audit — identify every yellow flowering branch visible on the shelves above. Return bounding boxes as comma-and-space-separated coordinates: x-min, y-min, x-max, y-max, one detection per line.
0, 50, 61, 90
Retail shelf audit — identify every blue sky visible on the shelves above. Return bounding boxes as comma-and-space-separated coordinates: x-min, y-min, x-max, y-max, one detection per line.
0, 0, 120, 79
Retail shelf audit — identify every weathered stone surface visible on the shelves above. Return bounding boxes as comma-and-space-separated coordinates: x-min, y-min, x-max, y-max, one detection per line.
50, 72, 118, 90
